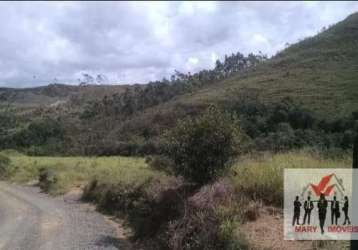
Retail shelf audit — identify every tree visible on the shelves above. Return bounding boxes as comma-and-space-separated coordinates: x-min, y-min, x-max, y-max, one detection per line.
77, 51, 267, 120
163, 106, 243, 185
80, 73, 95, 85
96, 74, 108, 84
14, 118, 64, 147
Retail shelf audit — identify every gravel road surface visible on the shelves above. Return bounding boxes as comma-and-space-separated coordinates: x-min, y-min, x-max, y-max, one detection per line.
0, 182, 125, 250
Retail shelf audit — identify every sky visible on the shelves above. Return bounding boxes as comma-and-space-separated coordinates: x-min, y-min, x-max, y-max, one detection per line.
1, 1, 358, 87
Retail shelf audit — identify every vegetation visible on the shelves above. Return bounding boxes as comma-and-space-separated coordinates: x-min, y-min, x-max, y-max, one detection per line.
231, 149, 352, 206
2, 13, 358, 157
1, 150, 243, 249
3, 151, 158, 195
223, 94, 358, 152
0, 113, 65, 155
163, 106, 243, 185
183, 13, 358, 119
63, 12, 358, 158
1, 149, 352, 249
1, 14, 358, 158
1, 94, 357, 157
79, 52, 267, 119
0, 153, 11, 179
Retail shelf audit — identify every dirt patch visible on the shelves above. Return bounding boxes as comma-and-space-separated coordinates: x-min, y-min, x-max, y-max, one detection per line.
239, 206, 350, 250
63, 186, 84, 203
239, 206, 312, 250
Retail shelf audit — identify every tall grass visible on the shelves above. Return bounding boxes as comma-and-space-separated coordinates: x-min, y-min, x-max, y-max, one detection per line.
3, 150, 164, 195
230, 149, 352, 206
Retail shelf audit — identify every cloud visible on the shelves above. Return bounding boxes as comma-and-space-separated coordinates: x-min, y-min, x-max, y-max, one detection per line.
0, 1, 358, 87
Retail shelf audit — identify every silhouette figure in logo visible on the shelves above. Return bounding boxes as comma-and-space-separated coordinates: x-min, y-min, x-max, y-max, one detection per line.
331, 196, 340, 225
317, 193, 328, 234
303, 196, 314, 225
342, 196, 351, 225
292, 196, 302, 226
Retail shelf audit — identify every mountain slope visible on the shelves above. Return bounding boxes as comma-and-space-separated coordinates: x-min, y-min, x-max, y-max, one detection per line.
2, 13, 358, 118
1, 13, 358, 156
175, 12, 358, 119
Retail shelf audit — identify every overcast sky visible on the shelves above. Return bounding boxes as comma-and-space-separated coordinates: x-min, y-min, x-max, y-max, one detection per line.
1, 1, 358, 87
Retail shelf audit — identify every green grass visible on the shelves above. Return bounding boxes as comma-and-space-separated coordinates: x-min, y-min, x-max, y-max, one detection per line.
3, 150, 164, 195
230, 149, 352, 206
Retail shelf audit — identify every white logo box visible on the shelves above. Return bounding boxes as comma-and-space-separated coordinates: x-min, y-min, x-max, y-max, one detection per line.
284, 168, 358, 240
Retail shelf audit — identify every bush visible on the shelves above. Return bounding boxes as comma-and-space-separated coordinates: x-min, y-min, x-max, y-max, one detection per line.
83, 176, 187, 241
83, 175, 247, 249
0, 153, 11, 179
164, 106, 243, 185
38, 167, 58, 192
167, 180, 246, 250
146, 155, 174, 174
14, 118, 64, 148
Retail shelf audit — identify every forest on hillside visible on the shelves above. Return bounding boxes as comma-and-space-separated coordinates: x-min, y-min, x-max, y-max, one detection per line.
0, 50, 357, 156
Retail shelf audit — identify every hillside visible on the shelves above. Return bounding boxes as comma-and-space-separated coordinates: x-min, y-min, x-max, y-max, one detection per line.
1, 13, 358, 156
89, 12, 358, 156
3, 14, 358, 117
176, 12, 358, 119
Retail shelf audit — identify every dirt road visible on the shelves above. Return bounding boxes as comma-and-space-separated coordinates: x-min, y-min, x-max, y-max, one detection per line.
0, 182, 124, 250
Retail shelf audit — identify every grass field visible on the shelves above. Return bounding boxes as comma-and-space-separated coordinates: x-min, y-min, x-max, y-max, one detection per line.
3, 148, 352, 200
231, 149, 352, 206
2, 150, 165, 195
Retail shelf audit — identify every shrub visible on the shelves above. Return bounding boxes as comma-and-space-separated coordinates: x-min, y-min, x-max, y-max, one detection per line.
146, 155, 174, 174
0, 153, 11, 179
14, 118, 64, 148
167, 180, 246, 250
164, 106, 243, 185
83, 176, 187, 241
83, 174, 247, 249
38, 167, 58, 192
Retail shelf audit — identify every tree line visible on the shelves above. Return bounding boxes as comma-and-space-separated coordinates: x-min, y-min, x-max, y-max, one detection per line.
79, 52, 267, 119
